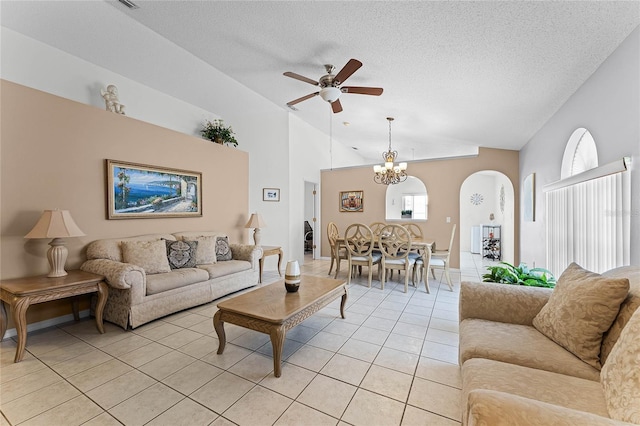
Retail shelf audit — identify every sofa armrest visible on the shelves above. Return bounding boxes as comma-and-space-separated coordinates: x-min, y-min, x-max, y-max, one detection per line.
81, 259, 145, 290
230, 244, 263, 269
467, 389, 632, 426
460, 281, 552, 326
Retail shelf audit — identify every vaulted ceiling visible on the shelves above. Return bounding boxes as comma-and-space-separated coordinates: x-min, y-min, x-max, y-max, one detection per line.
3, 1, 639, 163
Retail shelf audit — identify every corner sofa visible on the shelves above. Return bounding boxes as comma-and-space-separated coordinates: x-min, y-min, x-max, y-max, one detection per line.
459, 264, 640, 425
81, 231, 262, 329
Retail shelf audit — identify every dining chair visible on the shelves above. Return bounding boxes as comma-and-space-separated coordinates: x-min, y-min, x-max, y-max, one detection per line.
430, 224, 457, 291
412, 243, 432, 293
344, 223, 382, 288
404, 223, 423, 241
378, 224, 415, 293
327, 222, 347, 278
369, 222, 387, 237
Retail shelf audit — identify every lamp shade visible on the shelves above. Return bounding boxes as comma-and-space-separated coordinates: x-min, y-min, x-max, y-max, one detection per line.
25, 210, 85, 239
244, 213, 267, 229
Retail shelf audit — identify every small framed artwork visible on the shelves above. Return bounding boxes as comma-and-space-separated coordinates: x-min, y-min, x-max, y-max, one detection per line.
263, 188, 280, 202
523, 173, 535, 222
340, 190, 364, 212
106, 159, 202, 219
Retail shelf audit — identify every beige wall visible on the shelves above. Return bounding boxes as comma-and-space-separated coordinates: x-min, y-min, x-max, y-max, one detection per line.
1, 81, 249, 325
321, 148, 520, 269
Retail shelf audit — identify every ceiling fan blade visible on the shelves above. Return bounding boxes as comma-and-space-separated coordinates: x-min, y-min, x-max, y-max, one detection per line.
283, 72, 319, 86
334, 59, 362, 84
341, 86, 383, 96
287, 92, 319, 106
331, 99, 343, 114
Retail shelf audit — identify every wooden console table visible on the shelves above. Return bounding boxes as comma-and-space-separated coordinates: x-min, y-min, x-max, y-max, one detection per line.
259, 246, 283, 283
0, 270, 108, 362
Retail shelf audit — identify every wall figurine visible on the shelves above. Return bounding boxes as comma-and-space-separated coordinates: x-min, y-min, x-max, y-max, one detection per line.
101, 85, 126, 115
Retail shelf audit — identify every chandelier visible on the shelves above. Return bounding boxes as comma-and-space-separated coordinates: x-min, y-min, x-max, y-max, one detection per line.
373, 117, 408, 185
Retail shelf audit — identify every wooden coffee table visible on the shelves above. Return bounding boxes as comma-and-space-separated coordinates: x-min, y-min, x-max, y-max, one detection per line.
213, 275, 347, 377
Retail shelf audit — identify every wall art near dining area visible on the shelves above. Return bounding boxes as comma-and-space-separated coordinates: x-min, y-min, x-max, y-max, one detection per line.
263, 188, 280, 202
106, 159, 202, 219
340, 190, 364, 212
523, 173, 535, 222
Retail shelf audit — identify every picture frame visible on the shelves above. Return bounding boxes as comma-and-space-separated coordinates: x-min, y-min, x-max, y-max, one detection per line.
339, 190, 364, 212
523, 173, 535, 222
263, 188, 280, 202
106, 159, 202, 219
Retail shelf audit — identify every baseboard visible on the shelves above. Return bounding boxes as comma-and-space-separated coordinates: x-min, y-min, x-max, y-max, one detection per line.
2, 309, 91, 339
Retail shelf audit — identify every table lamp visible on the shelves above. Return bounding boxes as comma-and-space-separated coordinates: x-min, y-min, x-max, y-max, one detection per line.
24, 209, 86, 277
244, 212, 267, 246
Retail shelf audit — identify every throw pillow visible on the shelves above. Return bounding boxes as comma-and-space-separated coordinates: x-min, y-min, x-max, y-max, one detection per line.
185, 236, 217, 265
216, 236, 232, 261
532, 262, 629, 369
600, 308, 640, 423
165, 240, 197, 269
121, 240, 171, 275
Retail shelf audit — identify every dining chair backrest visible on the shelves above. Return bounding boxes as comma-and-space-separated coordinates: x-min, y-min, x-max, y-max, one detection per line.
369, 222, 387, 237
378, 224, 412, 260
344, 223, 375, 257
327, 222, 339, 247
404, 223, 424, 240
444, 223, 457, 253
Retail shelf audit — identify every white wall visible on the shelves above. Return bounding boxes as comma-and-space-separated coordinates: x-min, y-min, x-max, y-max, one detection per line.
1, 24, 367, 272
520, 26, 640, 268
289, 114, 366, 264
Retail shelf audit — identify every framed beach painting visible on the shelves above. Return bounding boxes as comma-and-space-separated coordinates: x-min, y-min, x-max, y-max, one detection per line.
263, 188, 280, 202
340, 190, 364, 212
106, 159, 202, 219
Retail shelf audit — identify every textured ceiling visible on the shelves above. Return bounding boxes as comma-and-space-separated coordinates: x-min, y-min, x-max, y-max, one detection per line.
3, 1, 639, 163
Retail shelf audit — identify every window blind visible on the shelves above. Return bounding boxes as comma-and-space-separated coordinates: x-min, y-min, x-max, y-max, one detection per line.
545, 158, 630, 276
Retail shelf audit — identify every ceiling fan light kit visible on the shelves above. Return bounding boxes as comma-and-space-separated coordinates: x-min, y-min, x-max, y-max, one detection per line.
373, 117, 408, 185
284, 58, 383, 113
320, 87, 341, 103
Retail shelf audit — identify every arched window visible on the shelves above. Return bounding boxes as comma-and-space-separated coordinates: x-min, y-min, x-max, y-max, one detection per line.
561, 128, 598, 178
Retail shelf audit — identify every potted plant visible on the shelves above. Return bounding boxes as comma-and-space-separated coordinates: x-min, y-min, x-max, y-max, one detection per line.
200, 119, 238, 147
401, 210, 412, 219
483, 262, 556, 288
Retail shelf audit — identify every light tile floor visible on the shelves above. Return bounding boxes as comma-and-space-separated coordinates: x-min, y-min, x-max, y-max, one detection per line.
0, 254, 492, 426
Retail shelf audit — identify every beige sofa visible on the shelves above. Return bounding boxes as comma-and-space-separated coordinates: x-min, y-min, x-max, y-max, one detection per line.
459, 265, 640, 425
81, 231, 262, 329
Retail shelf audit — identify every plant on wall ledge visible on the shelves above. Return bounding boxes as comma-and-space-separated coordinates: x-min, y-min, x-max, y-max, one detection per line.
200, 119, 238, 147
483, 262, 556, 288
401, 210, 412, 218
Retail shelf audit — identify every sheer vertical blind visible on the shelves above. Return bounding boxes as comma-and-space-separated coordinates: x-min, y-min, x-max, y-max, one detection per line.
545, 157, 630, 276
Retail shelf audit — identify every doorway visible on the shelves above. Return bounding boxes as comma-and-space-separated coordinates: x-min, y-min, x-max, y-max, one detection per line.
459, 171, 515, 280
303, 181, 318, 264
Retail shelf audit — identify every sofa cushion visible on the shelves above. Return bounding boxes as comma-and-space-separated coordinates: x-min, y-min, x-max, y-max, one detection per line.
600, 265, 640, 364
216, 236, 232, 261
198, 260, 251, 279
532, 262, 629, 369
460, 318, 600, 381
165, 240, 198, 269
121, 240, 171, 274
461, 358, 610, 422
146, 268, 209, 295
600, 308, 640, 423
185, 236, 217, 265
86, 233, 176, 262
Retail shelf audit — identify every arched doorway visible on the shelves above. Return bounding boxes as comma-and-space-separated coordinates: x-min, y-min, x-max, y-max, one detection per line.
459, 171, 515, 277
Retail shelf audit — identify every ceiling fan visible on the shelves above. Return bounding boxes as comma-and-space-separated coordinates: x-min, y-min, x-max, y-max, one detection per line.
283, 59, 383, 113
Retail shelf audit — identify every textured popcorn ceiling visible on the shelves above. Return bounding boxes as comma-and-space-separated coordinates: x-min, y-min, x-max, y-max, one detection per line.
3, 1, 639, 162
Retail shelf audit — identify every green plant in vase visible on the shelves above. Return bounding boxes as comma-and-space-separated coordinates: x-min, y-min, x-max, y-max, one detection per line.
200, 119, 238, 147
483, 262, 556, 288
